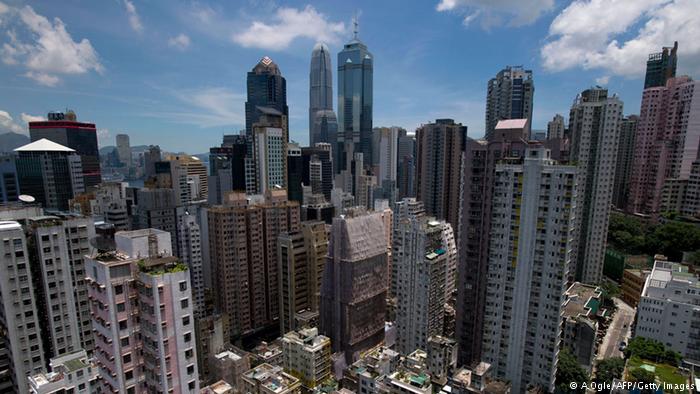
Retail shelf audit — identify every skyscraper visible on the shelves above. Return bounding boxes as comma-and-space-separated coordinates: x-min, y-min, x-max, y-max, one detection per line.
28, 111, 102, 188
481, 147, 577, 392
455, 119, 532, 366
246, 56, 288, 145
287, 142, 303, 204
0, 155, 19, 203
392, 199, 456, 355
397, 129, 416, 199
546, 114, 565, 140
320, 208, 387, 363
143, 145, 161, 179
337, 24, 373, 175
116, 133, 131, 167
14, 139, 84, 211
249, 108, 289, 195
644, 41, 678, 89
569, 87, 623, 283
309, 43, 338, 150
415, 119, 466, 238
485, 66, 534, 140
208, 135, 247, 205
628, 76, 700, 216
301, 144, 333, 202
375, 127, 398, 186
612, 115, 639, 209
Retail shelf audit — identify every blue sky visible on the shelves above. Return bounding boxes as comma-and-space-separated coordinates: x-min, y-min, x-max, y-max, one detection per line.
0, 0, 698, 153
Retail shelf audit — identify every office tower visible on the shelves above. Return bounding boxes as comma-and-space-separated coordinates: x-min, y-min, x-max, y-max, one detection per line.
337, 25, 373, 175
628, 76, 700, 216
320, 208, 387, 363
209, 134, 248, 205
485, 66, 535, 139
481, 147, 577, 392
246, 56, 289, 143
415, 119, 466, 238
301, 144, 333, 201
0, 155, 18, 203
455, 119, 532, 366
134, 188, 178, 251
397, 129, 415, 199
644, 41, 678, 89
0, 220, 46, 394
15, 139, 84, 211
208, 190, 300, 339
355, 172, 376, 209
250, 109, 289, 195
178, 210, 205, 318
116, 133, 131, 167
28, 111, 101, 188
287, 142, 303, 203
636, 259, 700, 363
151, 159, 192, 204
546, 114, 565, 140
278, 221, 328, 334
393, 201, 457, 355
612, 115, 639, 209
242, 363, 301, 394
143, 145, 161, 179
86, 229, 200, 393
569, 87, 623, 283
164, 154, 208, 201
281, 327, 331, 391
309, 43, 338, 149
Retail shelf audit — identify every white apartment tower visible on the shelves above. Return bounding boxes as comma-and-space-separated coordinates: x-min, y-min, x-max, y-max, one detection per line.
86, 229, 200, 393
482, 148, 577, 392
393, 198, 457, 355
178, 210, 205, 318
569, 87, 623, 283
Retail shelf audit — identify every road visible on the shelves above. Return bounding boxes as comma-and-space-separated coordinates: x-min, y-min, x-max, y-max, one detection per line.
597, 298, 635, 360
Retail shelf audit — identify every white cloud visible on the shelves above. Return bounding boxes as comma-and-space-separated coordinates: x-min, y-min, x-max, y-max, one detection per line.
233, 5, 345, 51
0, 5, 103, 86
0, 110, 27, 134
595, 75, 610, 85
168, 33, 190, 50
145, 87, 245, 128
123, 0, 143, 33
541, 0, 700, 77
436, 0, 554, 28
21, 113, 44, 123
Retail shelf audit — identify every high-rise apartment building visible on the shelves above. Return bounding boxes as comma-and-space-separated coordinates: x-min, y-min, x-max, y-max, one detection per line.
628, 76, 700, 216
392, 199, 456, 355
485, 66, 534, 139
116, 134, 131, 167
612, 115, 639, 209
0, 219, 46, 394
375, 127, 398, 187
309, 43, 338, 152
337, 28, 373, 175
287, 142, 303, 204
281, 327, 331, 391
320, 208, 387, 363
208, 190, 300, 339
278, 221, 328, 334
644, 42, 678, 89
164, 154, 208, 201
208, 135, 248, 205
178, 210, 206, 318
28, 350, 97, 394
86, 229, 200, 393
415, 119, 466, 239
143, 145, 161, 179
28, 111, 101, 188
15, 139, 84, 211
481, 147, 577, 392
397, 129, 415, 199
569, 87, 623, 283
246, 57, 288, 144
546, 114, 565, 140
250, 109, 289, 195
302, 144, 333, 202
455, 119, 532, 366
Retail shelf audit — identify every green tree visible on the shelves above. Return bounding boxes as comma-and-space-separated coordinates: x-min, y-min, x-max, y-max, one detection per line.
556, 348, 589, 393
644, 221, 700, 261
594, 358, 625, 384
629, 368, 657, 393
624, 337, 681, 365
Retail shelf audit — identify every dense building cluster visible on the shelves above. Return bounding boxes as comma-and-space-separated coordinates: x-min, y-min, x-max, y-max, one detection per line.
0, 15, 698, 394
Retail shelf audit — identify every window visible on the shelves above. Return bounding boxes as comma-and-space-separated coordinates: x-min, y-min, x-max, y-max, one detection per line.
179, 281, 187, 292
114, 285, 124, 295
117, 303, 126, 312
123, 353, 131, 364
182, 316, 190, 326
184, 332, 191, 343
187, 364, 194, 375
180, 299, 189, 308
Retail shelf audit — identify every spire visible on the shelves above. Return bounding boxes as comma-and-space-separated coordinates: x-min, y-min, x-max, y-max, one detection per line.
352, 11, 359, 40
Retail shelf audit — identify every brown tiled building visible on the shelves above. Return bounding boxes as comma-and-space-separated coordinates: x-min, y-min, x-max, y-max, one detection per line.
621, 269, 650, 307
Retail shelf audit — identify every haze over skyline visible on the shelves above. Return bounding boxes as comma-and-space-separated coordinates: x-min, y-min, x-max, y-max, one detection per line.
0, 0, 698, 153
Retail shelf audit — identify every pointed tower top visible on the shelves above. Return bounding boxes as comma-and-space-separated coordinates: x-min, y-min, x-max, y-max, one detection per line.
352, 12, 359, 40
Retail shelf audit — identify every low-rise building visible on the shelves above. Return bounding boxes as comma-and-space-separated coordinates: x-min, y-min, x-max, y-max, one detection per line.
341, 346, 400, 394
621, 269, 651, 307
444, 363, 511, 394
427, 336, 458, 385
201, 380, 235, 394
636, 259, 700, 363
252, 341, 284, 367
242, 363, 301, 394
561, 283, 601, 370
385, 370, 431, 394
211, 349, 250, 392
28, 350, 97, 394
282, 327, 332, 390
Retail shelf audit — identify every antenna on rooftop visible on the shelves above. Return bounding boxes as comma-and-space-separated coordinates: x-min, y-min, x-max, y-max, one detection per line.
352, 11, 359, 39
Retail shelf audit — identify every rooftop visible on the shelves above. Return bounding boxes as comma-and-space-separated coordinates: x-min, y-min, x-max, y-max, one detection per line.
202, 380, 234, 394
14, 138, 75, 152
495, 119, 528, 130
563, 282, 602, 318
244, 364, 299, 393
